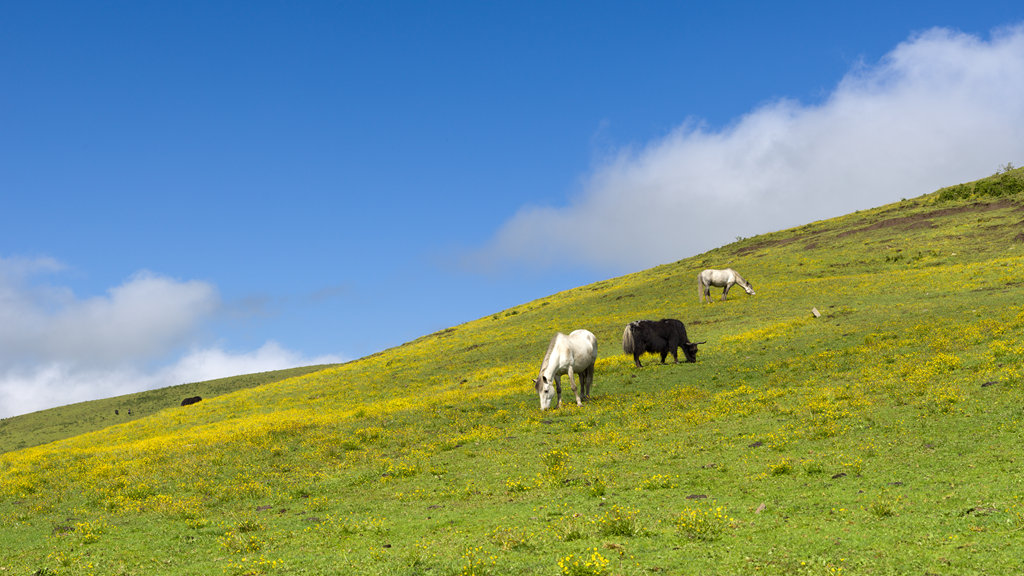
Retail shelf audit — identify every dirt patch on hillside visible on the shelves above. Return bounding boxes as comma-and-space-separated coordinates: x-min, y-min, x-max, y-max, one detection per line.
836, 214, 935, 238
836, 199, 1021, 239
735, 236, 799, 255
925, 198, 1023, 217
732, 198, 1022, 252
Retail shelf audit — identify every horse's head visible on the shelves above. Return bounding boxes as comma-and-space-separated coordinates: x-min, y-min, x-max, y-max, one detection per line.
534, 375, 556, 410
743, 281, 755, 295
683, 341, 706, 363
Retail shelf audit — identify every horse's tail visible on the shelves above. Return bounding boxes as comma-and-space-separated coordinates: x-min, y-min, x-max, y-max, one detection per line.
622, 324, 635, 355
697, 272, 706, 301
579, 362, 593, 378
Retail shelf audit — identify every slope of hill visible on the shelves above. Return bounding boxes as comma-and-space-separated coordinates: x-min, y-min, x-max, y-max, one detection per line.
0, 365, 339, 454
2, 169, 1024, 575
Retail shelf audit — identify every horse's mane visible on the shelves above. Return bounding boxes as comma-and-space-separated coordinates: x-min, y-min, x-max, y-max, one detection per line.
539, 333, 560, 373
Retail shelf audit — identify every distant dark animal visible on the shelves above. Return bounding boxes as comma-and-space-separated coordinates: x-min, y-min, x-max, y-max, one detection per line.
698, 268, 755, 302
180, 396, 203, 407
621, 319, 705, 368
533, 329, 598, 410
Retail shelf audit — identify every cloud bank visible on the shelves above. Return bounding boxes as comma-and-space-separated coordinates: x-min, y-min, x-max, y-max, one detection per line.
477, 26, 1024, 272
0, 259, 341, 418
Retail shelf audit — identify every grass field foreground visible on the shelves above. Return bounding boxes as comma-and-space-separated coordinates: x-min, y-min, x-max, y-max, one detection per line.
2, 169, 1024, 575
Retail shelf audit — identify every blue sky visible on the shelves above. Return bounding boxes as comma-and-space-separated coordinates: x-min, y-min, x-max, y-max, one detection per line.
3, 1, 1024, 417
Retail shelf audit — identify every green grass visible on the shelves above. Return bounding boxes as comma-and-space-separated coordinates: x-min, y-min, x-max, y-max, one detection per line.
3, 169, 1024, 575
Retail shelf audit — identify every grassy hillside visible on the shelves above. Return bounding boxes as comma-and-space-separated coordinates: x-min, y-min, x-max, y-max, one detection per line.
2, 168, 1024, 575
0, 365, 339, 454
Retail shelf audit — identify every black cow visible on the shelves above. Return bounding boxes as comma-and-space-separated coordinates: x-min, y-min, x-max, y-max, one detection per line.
621, 319, 705, 368
180, 396, 203, 407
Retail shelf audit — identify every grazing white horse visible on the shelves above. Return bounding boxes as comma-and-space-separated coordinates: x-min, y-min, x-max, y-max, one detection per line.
533, 329, 597, 410
698, 268, 755, 303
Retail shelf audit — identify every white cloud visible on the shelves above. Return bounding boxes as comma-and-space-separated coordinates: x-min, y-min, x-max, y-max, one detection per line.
0, 343, 343, 418
0, 262, 219, 367
0, 260, 343, 418
157, 342, 342, 386
46, 271, 221, 365
475, 25, 1024, 272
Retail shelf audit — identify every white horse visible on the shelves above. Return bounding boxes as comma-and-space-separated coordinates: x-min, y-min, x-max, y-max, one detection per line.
533, 329, 597, 410
698, 268, 755, 303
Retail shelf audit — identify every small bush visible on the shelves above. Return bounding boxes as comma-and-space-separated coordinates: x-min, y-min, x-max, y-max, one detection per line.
488, 527, 533, 550
542, 449, 569, 469
937, 171, 1024, 202
504, 478, 529, 493
639, 473, 677, 490
593, 505, 644, 537
459, 546, 495, 576
354, 426, 383, 442
675, 504, 734, 541
550, 515, 587, 542
558, 549, 610, 576
868, 496, 898, 518
769, 459, 794, 475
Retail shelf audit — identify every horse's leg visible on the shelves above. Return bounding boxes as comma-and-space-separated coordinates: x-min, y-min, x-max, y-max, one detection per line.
567, 365, 582, 407
554, 375, 562, 409
721, 283, 730, 301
